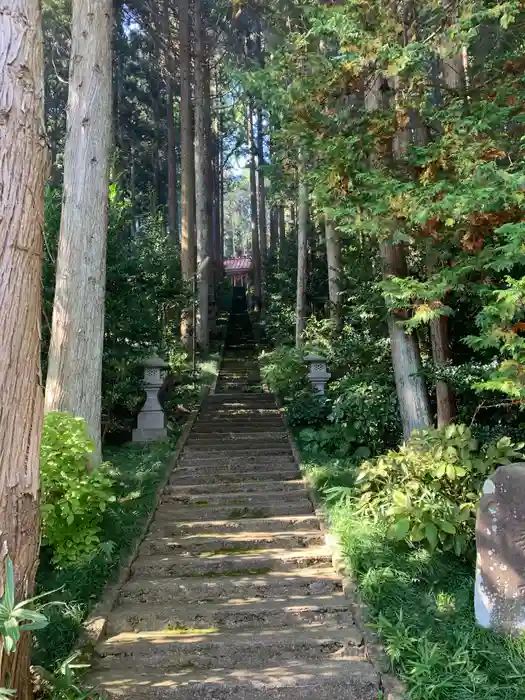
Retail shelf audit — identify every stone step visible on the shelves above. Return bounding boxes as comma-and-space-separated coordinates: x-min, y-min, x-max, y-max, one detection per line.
192, 423, 285, 433
131, 546, 331, 578
119, 566, 340, 605
150, 501, 311, 522
201, 403, 274, 410
168, 470, 300, 486
89, 660, 379, 699
203, 400, 277, 408
96, 625, 363, 669
139, 530, 324, 556
197, 413, 282, 420
215, 384, 263, 391
148, 515, 320, 537
182, 446, 293, 457
185, 433, 288, 445
179, 454, 294, 465
217, 373, 259, 378
173, 462, 298, 475
198, 410, 282, 419
160, 490, 308, 508
106, 595, 351, 635
215, 376, 261, 382
166, 479, 305, 495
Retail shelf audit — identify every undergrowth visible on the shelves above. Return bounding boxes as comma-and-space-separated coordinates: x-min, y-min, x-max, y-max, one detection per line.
302, 459, 525, 700
33, 438, 176, 671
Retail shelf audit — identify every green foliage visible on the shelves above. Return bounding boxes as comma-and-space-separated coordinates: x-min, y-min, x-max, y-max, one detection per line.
40, 413, 115, 567
355, 424, 524, 556
298, 423, 372, 460
333, 506, 525, 700
44, 188, 185, 439
0, 558, 50, 654
329, 373, 402, 454
34, 439, 174, 670
301, 455, 525, 700
285, 389, 331, 428
261, 293, 297, 346
33, 651, 94, 700
259, 346, 308, 399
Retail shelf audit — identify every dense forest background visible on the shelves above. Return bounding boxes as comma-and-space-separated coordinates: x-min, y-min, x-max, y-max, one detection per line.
3, 0, 525, 697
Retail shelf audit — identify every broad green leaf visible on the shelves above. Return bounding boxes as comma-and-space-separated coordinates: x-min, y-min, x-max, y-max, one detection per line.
410, 523, 426, 542
424, 523, 438, 550
438, 520, 456, 534
445, 464, 456, 480
445, 424, 456, 439
388, 518, 411, 541
392, 490, 410, 508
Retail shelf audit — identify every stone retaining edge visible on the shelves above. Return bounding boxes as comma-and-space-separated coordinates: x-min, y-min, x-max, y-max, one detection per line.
73, 351, 222, 663
275, 394, 407, 700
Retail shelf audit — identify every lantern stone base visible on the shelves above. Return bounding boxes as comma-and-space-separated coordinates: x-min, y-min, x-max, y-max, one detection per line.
132, 426, 168, 442
132, 409, 167, 443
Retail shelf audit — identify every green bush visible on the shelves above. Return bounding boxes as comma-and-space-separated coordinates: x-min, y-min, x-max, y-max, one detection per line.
328, 373, 401, 453
355, 424, 524, 557
285, 388, 331, 428
298, 423, 371, 459
40, 412, 115, 567
260, 346, 308, 399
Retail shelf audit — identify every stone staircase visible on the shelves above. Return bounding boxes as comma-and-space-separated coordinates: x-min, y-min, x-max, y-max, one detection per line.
89, 296, 379, 700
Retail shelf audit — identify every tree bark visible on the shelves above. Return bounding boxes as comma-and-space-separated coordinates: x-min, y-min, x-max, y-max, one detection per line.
256, 108, 267, 266
269, 207, 278, 254
218, 107, 225, 268
295, 152, 309, 348
179, 0, 196, 344
380, 241, 432, 440
247, 105, 261, 309
430, 315, 456, 426
166, 72, 179, 242
424, 1, 463, 427
194, 0, 209, 348
45, 0, 112, 459
325, 217, 342, 328
278, 205, 286, 249
0, 0, 46, 695
161, 0, 178, 242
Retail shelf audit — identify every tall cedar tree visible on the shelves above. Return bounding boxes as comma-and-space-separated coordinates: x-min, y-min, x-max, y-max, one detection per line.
45, 0, 112, 458
0, 0, 46, 693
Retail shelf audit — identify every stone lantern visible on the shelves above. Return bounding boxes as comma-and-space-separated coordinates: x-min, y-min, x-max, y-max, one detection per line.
304, 353, 331, 395
132, 350, 170, 442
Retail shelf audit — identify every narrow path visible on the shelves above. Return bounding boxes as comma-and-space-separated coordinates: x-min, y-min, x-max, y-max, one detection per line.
90, 295, 379, 699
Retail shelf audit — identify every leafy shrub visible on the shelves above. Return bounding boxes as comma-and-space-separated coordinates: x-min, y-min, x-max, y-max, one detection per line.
298, 423, 371, 460
260, 346, 308, 399
285, 388, 331, 428
261, 294, 296, 346
40, 412, 115, 567
355, 424, 524, 557
302, 459, 358, 499
328, 373, 401, 453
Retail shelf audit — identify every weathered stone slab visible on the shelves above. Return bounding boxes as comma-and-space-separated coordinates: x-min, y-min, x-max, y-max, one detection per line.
475, 463, 525, 633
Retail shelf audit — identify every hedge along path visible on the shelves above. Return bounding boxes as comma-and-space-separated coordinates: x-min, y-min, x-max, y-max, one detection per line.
87, 296, 382, 700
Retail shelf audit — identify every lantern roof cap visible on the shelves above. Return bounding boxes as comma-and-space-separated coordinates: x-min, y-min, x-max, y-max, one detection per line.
143, 348, 170, 368
304, 353, 327, 362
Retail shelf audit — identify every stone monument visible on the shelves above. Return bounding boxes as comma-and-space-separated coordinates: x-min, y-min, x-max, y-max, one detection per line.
304, 353, 331, 395
132, 350, 170, 442
475, 463, 525, 633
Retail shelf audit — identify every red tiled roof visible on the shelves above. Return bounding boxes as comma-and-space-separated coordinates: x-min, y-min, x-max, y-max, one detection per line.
224, 256, 252, 273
